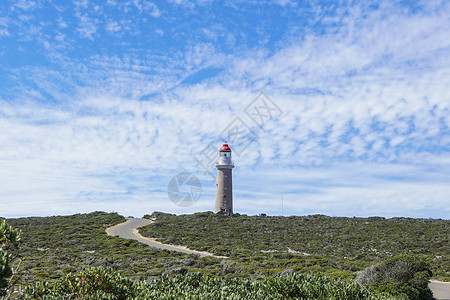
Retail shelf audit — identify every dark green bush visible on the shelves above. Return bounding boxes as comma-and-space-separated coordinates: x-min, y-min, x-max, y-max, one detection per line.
0, 219, 21, 296
357, 255, 433, 300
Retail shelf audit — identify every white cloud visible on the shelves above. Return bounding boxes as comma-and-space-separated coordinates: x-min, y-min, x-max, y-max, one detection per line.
274, 0, 296, 7
133, 0, 161, 17
167, 0, 195, 10
57, 17, 68, 29
105, 21, 121, 32
76, 14, 99, 40
234, 161, 450, 218
74, 0, 89, 9
13, 0, 38, 11
0, 28, 8, 37
0, 17, 9, 37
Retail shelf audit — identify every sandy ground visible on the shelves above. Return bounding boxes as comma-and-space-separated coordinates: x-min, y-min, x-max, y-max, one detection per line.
430, 280, 450, 300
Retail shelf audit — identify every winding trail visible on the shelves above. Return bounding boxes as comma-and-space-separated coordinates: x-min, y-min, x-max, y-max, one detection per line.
106, 218, 226, 258
107, 218, 448, 298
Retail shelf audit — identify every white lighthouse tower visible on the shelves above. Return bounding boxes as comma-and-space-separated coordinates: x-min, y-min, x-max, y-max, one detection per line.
214, 143, 235, 216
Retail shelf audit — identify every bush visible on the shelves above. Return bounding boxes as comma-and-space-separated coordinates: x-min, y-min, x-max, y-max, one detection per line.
357, 255, 433, 300
0, 219, 21, 296
0, 249, 13, 296
24, 266, 388, 299
24, 266, 139, 299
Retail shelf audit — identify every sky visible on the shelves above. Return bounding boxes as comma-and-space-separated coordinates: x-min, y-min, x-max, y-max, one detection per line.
0, 0, 449, 219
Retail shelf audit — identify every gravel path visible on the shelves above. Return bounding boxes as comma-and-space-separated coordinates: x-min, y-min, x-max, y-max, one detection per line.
106, 218, 226, 258
430, 281, 450, 300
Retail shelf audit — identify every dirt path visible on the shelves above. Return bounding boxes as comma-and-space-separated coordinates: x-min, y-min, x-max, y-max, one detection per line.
430, 280, 450, 300
106, 218, 226, 258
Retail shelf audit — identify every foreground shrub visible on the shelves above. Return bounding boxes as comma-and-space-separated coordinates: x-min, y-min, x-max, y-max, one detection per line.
24, 266, 139, 299
23, 266, 389, 299
0, 219, 21, 296
357, 255, 433, 300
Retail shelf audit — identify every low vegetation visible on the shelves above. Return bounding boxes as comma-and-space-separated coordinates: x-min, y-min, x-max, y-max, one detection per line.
6, 212, 224, 287
1, 211, 447, 299
0, 219, 21, 296
140, 211, 449, 281
24, 266, 389, 299
357, 255, 433, 300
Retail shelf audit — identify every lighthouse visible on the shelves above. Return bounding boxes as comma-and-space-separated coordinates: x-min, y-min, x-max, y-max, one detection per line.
214, 143, 235, 216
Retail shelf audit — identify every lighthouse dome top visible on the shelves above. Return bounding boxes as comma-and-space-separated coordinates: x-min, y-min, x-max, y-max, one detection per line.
220, 143, 231, 151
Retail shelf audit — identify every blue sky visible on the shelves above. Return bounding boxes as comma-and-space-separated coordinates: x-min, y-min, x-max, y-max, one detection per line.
0, 0, 449, 219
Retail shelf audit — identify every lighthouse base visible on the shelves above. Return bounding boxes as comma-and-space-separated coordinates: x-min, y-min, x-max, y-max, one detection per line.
214, 168, 233, 216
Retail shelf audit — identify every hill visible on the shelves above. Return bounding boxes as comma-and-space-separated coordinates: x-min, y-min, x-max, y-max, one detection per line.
139, 211, 449, 281
6, 212, 223, 286
3, 211, 447, 299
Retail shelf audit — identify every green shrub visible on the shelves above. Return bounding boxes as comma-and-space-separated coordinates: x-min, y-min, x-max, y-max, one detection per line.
24, 266, 139, 299
357, 255, 433, 300
0, 219, 21, 296
24, 266, 389, 299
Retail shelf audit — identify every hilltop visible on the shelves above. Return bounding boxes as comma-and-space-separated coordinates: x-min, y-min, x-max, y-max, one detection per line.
3, 211, 448, 299
5, 211, 449, 284
139, 211, 449, 281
